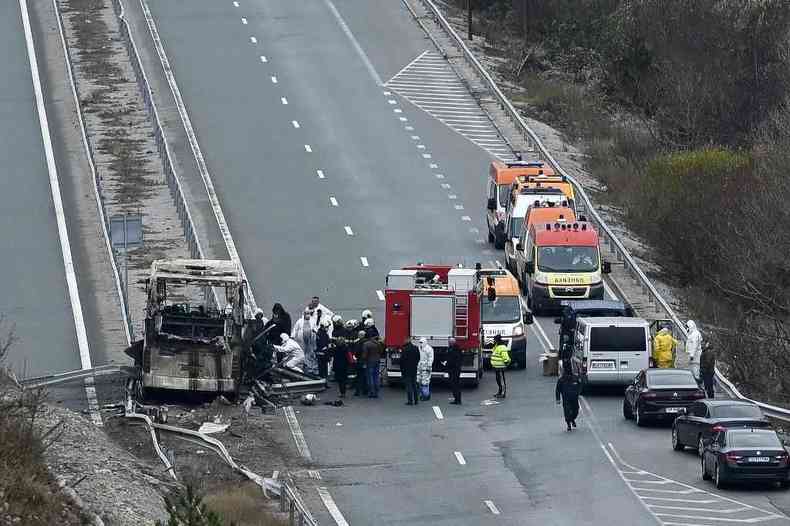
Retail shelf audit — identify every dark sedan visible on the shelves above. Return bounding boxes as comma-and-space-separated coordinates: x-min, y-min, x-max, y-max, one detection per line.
701, 428, 790, 488
672, 400, 770, 456
623, 368, 705, 426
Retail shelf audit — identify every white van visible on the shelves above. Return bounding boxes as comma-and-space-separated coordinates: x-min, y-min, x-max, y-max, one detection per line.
571, 317, 650, 386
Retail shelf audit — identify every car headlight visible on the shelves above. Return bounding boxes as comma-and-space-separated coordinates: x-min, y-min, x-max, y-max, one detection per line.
512, 326, 524, 337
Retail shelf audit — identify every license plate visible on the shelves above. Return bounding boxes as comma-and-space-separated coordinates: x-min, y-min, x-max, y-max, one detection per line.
664, 407, 682, 414
748, 457, 771, 463
590, 361, 615, 370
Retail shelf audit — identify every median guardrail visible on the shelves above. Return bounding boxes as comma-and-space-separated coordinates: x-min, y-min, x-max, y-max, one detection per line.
419, 0, 790, 423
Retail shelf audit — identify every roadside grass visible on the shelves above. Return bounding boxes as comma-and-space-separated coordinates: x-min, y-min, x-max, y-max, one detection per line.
203, 482, 288, 526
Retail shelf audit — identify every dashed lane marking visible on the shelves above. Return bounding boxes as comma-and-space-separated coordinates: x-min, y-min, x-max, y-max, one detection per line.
405, 125, 414, 131
241, 17, 247, 24
281, 97, 288, 105
429, 163, 438, 168
292, 120, 300, 128
441, 183, 451, 189
344, 226, 354, 236
434, 173, 445, 179
422, 153, 431, 158
433, 406, 444, 420
304, 144, 312, 152
454, 205, 464, 210
232, 0, 239, 5
376, 290, 385, 301
454, 451, 467, 465
316, 169, 325, 179
399, 116, 408, 122
250, 36, 257, 43
271, 75, 277, 83
317, 487, 350, 526
360, 257, 369, 267
461, 216, 471, 221
329, 196, 338, 207
484, 500, 501, 515
259, 55, 267, 63
411, 135, 420, 140
448, 194, 457, 199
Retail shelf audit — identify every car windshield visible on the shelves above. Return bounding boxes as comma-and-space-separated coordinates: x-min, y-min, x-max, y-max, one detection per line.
728, 431, 782, 449
648, 372, 696, 386
482, 296, 521, 323
589, 326, 646, 352
498, 185, 510, 207
510, 217, 524, 239
711, 405, 763, 419
537, 246, 599, 272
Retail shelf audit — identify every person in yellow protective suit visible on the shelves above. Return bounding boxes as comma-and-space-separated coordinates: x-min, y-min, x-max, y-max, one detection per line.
652, 327, 679, 368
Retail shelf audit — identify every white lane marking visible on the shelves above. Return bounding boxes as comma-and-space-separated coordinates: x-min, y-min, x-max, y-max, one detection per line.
360, 257, 369, 267
271, 75, 278, 83
388, 99, 397, 105
329, 196, 338, 207
316, 169, 325, 179
448, 194, 457, 199
233, 0, 239, 5
441, 183, 451, 189
411, 135, 420, 140
484, 500, 501, 515
434, 174, 445, 179
376, 290, 385, 301
250, 36, 257, 43
417, 144, 425, 149
260, 55, 267, 63
394, 108, 403, 113
383, 90, 391, 95
21, 0, 100, 426
308, 469, 322, 480
241, 17, 247, 24
317, 487, 350, 526
454, 451, 466, 465
304, 144, 312, 152
323, 0, 383, 85
429, 163, 438, 168
422, 153, 431, 158
281, 97, 288, 105
399, 117, 408, 122
461, 216, 471, 221
141, 0, 259, 310
432, 406, 444, 420
454, 205, 464, 210
603, 279, 619, 301
344, 226, 354, 236
533, 318, 555, 350
292, 120, 300, 129
405, 125, 414, 131
283, 406, 312, 460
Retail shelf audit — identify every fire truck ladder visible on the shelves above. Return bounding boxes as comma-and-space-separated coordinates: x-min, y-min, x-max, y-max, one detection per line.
454, 293, 469, 339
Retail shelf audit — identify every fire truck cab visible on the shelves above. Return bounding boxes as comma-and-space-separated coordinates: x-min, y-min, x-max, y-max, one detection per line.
384, 265, 484, 387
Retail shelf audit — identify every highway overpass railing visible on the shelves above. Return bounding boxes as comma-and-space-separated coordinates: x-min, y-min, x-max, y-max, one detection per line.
420, 0, 790, 423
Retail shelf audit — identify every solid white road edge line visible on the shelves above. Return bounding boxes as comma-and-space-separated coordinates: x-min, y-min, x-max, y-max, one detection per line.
432, 406, 444, 420
454, 451, 466, 465
317, 487, 350, 526
140, 0, 258, 309
20, 0, 101, 427
533, 318, 555, 351
323, 0, 383, 85
484, 500, 501, 515
603, 278, 619, 301
283, 406, 312, 460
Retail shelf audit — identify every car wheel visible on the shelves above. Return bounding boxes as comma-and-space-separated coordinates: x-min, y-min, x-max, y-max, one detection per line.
623, 399, 634, 420
697, 435, 705, 458
672, 425, 685, 451
635, 405, 646, 427
701, 457, 711, 480
714, 462, 726, 489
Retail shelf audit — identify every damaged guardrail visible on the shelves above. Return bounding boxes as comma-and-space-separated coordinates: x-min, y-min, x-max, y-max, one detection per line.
419, 0, 790, 422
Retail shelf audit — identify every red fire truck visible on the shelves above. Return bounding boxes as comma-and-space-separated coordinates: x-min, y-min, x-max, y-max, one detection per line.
384, 265, 484, 387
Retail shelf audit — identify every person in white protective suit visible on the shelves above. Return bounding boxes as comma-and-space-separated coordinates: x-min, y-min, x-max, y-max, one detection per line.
308, 296, 335, 337
293, 309, 318, 375
417, 337, 434, 401
274, 333, 304, 371
685, 320, 703, 382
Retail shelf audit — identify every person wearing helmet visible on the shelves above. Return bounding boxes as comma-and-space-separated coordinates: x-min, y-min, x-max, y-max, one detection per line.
316, 318, 332, 378
361, 309, 372, 321
363, 316, 379, 339
417, 337, 434, 401
274, 333, 304, 371
292, 309, 318, 375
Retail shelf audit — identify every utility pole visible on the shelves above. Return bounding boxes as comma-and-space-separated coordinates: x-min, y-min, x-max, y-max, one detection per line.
467, 0, 472, 41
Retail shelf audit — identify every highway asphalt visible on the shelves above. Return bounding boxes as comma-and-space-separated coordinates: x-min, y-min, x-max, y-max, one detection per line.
0, 3, 80, 379
144, 0, 790, 523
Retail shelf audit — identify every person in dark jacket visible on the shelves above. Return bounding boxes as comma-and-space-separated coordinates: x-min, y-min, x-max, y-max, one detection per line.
445, 337, 462, 404
699, 341, 716, 398
331, 334, 350, 398
316, 319, 331, 378
555, 361, 582, 431
363, 335, 383, 398
363, 317, 380, 339
353, 330, 369, 396
264, 303, 292, 344
400, 341, 420, 406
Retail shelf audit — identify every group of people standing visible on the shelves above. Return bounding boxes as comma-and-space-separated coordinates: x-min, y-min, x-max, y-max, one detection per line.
652, 320, 716, 398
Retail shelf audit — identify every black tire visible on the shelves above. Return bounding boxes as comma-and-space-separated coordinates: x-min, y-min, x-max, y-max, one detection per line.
635, 405, 647, 427
623, 399, 634, 420
714, 462, 726, 489
697, 435, 705, 458
672, 425, 685, 451
701, 457, 711, 480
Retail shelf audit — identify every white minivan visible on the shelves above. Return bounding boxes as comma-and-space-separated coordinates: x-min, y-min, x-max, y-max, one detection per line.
571, 317, 651, 386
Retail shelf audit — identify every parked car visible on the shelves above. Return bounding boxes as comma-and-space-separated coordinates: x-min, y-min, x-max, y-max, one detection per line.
701, 428, 789, 489
672, 400, 770, 456
623, 368, 705, 426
